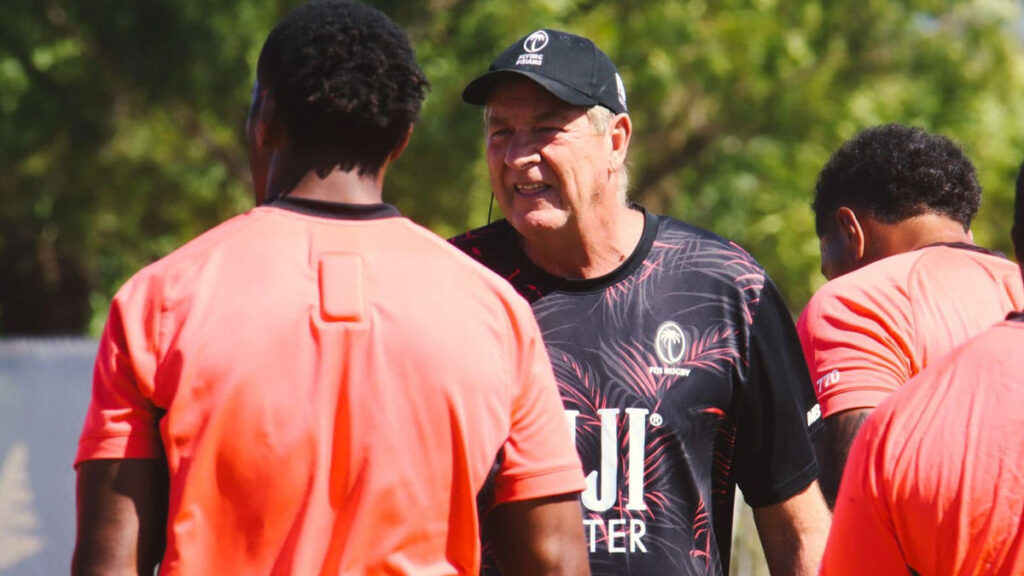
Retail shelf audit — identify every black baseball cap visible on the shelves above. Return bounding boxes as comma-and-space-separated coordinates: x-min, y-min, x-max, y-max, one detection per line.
462, 29, 628, 115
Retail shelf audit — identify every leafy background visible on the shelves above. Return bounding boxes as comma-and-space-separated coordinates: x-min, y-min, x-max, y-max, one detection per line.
4, 0, 1024, 336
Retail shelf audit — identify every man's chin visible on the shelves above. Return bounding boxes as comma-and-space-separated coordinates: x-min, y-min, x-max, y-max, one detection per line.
508, 208, 569, 235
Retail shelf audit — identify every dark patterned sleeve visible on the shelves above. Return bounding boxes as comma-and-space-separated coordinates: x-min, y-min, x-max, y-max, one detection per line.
732, 278, 822, 507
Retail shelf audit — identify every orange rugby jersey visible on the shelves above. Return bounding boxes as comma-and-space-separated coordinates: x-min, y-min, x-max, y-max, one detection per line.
823, 315, 1024, 575
797, 243, 1024, 418
77, 198, 584, 575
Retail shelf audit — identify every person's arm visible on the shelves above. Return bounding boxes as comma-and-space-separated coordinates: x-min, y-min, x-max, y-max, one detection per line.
752, 481, 831, 576
72, 458, 168, 576
817, 408, 872, 508
485, 493, 590, 576
797, 282, 915, 508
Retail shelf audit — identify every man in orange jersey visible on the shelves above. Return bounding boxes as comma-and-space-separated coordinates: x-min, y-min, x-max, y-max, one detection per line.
797, 124, 1024, 506
71, 2, 589, 574
820, 160, 1024, 575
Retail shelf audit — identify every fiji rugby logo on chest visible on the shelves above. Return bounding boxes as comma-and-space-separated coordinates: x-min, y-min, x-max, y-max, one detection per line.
649, 321, 691, 377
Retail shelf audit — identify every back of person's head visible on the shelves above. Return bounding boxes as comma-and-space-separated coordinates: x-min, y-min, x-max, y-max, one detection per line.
256, 0, 429, 175
813, 124, 981, 237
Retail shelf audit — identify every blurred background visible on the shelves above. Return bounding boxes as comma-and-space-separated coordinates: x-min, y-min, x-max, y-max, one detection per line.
3, 0, 1024, 573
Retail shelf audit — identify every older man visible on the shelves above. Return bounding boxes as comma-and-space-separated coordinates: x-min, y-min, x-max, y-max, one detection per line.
451, 29, 830, 576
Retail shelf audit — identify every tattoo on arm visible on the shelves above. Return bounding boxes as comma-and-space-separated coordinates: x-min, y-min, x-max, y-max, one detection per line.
816, 409, 871, 509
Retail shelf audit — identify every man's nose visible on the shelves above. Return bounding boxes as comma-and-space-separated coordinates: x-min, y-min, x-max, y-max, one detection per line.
505, 133, 541, 168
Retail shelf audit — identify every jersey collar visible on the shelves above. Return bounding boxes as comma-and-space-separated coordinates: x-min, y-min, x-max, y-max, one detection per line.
921, 241, 1007, 259
266, 196, 401, 220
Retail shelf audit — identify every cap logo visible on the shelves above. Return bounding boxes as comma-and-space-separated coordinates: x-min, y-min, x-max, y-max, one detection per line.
523, 30, 549, 53
615, 73, 627, 111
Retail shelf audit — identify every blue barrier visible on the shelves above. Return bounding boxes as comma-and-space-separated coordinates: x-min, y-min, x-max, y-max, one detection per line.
0, 338, 97, 575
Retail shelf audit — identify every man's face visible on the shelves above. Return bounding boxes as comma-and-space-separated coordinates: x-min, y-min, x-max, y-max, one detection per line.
484, 78, 615, 236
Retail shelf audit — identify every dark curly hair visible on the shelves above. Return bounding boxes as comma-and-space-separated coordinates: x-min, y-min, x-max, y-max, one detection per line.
813, 124, 981, 237
256, 0, 430, 175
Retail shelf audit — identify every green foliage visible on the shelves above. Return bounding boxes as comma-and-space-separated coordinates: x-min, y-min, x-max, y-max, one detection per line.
3, 0, 1024, 334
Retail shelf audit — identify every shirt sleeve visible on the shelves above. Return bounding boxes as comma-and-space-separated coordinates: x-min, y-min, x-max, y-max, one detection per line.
75, 276, 164, 467
796, 278, 913, 418
821, 411, 910, 574
734, 279, 821, 508
492, 301, 585, 505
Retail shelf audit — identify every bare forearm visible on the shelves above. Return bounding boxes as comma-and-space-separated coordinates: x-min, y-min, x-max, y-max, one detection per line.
754, 482, 831, 576
73, 459, 168, 575
486, 493, 591, 576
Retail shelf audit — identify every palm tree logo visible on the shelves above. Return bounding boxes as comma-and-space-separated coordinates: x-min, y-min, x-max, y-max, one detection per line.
655, 321, 686, 365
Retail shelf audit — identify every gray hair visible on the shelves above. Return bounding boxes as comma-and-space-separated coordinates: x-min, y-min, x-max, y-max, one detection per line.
586, 106, 630, 203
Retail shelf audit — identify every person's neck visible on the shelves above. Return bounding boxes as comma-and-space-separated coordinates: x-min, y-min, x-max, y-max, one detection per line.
265, 151, 385, 205
862, 213, 973, 262
520, 203, 645, 280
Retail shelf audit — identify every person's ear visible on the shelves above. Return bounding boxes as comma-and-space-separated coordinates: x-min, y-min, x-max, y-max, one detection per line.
250, 88, 282, 148
608, 113, 632, 171
835, 206, 866, 262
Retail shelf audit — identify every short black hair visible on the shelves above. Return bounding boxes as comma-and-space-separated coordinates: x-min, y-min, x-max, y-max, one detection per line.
256, 0, 429, 175
813, 124, 981, 237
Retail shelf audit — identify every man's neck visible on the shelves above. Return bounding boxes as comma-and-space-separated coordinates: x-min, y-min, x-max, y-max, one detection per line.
264, 151, 385, 205
862, 212, 973, 262
520, 204, 645, 280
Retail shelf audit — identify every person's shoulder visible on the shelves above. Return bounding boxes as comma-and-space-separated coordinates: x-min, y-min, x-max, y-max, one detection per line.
650, 212, 764, 269
105, 211, 257, 320
398, 219, 531, 309
449, 219, 516, 253
873, 317, 1023, 425
126, 211, 257, 286
654, 212, 739, 244
908, 243, 1018, 277
448, 219, 527, 273
810, 251, 914, 304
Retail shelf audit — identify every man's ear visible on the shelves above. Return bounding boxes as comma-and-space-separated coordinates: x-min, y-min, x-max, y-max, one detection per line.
251, 88, 282, 148
835, 206, 866, 262
608, 113, 632, 171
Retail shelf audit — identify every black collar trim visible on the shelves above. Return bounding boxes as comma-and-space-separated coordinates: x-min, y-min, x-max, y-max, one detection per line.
922, 241, 1006, 259
1007, 311, 1024, 323
266, 196, 401, 220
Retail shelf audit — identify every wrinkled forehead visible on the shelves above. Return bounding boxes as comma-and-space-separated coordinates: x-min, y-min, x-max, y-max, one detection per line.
483, 77, 588, 124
